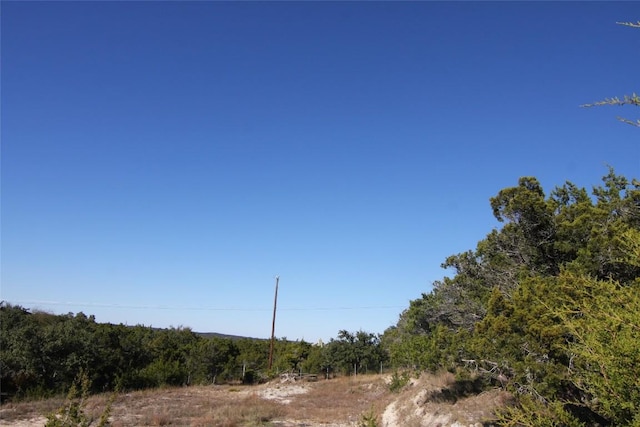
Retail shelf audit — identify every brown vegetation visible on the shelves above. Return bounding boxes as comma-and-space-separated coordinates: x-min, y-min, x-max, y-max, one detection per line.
0, 373, 508, 427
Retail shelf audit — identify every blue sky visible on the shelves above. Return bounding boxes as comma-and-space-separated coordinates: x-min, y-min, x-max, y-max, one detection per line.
2, 1, 638, 342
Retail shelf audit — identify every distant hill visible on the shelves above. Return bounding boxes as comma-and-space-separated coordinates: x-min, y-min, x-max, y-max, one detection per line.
195, 331, 267, 341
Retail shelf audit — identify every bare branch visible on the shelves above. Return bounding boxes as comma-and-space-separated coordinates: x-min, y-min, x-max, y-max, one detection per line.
581, 93, 640, 128
617, 117, 640, 127
616, 21, 640, 28
580, 93, 640, 108
580, 22, 638, 127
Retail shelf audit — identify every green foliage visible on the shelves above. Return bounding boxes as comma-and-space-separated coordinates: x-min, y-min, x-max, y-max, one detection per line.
269, 338, 313, 374
0, 304, 249, 399
389, 169, 639, 426
387, 325, 461, 372
235, 338, 269, 374
300, 341, 330, 375
45, 371, 112, 427
495, 395, 583, 427
0, 304, 45, 398
618, 228, 640, 269
555, 274, 640, 425
188, 337, 239, 384
388, 371, 411, 393
490, 176, 557, 276
3, 302, 383, 401
3, 301, 362, 401
325, 330, 387, 375
358, 406, 379, 427
462, 270, 640, 426
138, 359, 185, 388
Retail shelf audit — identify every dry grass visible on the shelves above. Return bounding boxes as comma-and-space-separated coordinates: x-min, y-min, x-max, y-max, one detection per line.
0, 399, 57, 424
275, 374, 394, 425
0, 393, 115, 426
190, 396, 285, 427
0, 376, 389, 426
107, 386, 286, 427
0, 397, 63, 422
0, 373, 511, 426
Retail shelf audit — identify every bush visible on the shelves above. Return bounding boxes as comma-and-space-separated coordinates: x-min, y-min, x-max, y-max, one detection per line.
358, 406, 378, 427
388, 371, 411, 393
45, 371, 113, 427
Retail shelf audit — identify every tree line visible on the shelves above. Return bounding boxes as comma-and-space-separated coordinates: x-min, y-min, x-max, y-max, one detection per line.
0, 304, 387, 400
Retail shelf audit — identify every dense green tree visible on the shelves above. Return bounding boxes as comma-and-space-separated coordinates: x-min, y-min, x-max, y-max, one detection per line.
490, 176, 558, 276
388, 325, 460, 372
474, 272, 640, 426
112, 325, 156, 390
138, 327, 199, 387
40, 313, 100, 393
0, 304, 47, 397
1, 306, 245, 398
556, 274, 640, 425
388, 169, 639, 426
300, 343, 332, 376
189, 337, 239, 384
325, 330, 386, 375
234, 338, 269, 382
271, 339, 312, 373
394, 169, 638, 339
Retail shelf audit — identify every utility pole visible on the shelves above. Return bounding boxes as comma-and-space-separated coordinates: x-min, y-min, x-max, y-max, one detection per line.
268, 275, 279, 370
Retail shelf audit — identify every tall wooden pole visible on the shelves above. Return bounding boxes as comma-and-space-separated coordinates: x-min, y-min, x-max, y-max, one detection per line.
268, 275, 279, 370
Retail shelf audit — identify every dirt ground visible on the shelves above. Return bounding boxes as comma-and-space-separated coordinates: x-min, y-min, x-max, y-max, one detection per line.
0, 373, 509, 427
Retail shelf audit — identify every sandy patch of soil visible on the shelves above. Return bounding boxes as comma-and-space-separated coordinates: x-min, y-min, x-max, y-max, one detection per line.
381, 372, 510, 427
0, 417, 47, 427
257, 383, 310, 404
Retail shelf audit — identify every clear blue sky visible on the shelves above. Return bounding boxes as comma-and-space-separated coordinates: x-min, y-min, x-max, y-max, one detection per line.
2, 1, 638, 342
